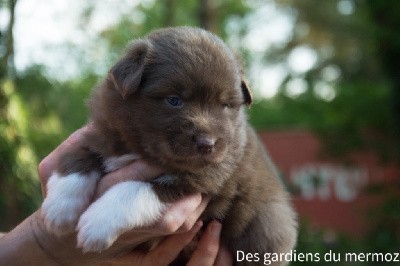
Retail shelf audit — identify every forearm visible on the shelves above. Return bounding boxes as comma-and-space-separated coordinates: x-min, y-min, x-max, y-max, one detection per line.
9, 210, 143, 265
0, 211, 57, 266
0, 210, 121, 265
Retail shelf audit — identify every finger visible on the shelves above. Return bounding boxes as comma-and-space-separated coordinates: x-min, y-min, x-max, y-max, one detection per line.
214, 244, 233, 266
176, 196, 209, 233
110, 221, 203, 266
95, 160, 164, 197
37, 125, 92, 197
150, 194, 203, 235
105, 251, 146, 266
148, 220, 203, 265
187, 220, 222, 266
108, 194, 203, 244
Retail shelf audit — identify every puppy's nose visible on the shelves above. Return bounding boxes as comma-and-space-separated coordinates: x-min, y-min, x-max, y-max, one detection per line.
195, 135, 216, 154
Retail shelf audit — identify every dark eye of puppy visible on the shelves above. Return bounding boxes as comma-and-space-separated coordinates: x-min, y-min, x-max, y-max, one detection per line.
165, 96, 183, 107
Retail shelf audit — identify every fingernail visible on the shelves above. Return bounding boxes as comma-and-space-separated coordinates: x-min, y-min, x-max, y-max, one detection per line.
209, 221, 222, 237
194, 220, 204, 231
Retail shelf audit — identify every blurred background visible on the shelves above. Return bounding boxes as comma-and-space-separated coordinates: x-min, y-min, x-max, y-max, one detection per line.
1, 0, 399, 264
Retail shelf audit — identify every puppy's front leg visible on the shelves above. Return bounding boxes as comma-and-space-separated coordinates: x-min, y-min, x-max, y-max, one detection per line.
41, 147, 103, 236
76, 180, 166, 253
151, 174, 199, 202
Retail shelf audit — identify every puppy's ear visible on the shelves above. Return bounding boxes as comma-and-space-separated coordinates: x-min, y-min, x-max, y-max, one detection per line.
241, 79, 253, 106
109, 40, 151, 98
232, 50, 253, 106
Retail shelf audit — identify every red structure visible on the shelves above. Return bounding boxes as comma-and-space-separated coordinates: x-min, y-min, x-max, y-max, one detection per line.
259, 130, 396, 236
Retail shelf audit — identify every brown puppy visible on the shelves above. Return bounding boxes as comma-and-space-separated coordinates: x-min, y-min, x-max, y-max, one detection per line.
41, 27, 297, 265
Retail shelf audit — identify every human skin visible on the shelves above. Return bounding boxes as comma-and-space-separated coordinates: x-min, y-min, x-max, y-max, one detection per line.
0, 125, 232, 265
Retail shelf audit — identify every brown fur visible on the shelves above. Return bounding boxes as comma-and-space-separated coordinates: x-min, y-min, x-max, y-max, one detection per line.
57, 27, 297, 265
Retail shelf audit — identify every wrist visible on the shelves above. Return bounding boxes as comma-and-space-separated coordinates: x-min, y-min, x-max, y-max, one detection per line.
0, 210, 57, 265
31, 209, 77, 264
32, 209, 139, 265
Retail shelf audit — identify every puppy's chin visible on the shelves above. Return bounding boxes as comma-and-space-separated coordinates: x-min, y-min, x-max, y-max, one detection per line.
155, 144, 227, 171
173, 153, 224, 168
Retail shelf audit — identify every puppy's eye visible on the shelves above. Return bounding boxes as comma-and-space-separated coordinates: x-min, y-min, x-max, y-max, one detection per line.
165, 96, 183, 107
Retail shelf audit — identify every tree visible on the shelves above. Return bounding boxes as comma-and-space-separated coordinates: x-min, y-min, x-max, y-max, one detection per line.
366, 0, 400, 155
249, 0, 400, 162
0, 0, 16, 78
0, 0, 252, 230
0, 0, 41, 230
250, 0, 400, 256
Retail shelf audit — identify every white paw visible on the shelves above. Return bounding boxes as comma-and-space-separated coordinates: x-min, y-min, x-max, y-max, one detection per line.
77, 207, 120, 252
42, 196, 88, 235
41, 172, 99, 236
76, 181, 165, 252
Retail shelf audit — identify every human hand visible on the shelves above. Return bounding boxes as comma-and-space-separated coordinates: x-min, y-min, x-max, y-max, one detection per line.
108, 220, 232, 266
38, 125, 207, 237
36, 125, 232, 264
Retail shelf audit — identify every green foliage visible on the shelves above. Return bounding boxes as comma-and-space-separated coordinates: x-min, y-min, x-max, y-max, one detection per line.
365, 184, 400, 253
253, 0, 400, 256
292, 222, 365, 266
0, 79, 41, 230
0, 0, 252, 230
15, 66, 96, 158
251, 80, 397, 160
97, 0, 250, 54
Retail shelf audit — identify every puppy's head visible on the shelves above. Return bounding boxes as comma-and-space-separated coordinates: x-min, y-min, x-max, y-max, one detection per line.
104, 27, 252, 170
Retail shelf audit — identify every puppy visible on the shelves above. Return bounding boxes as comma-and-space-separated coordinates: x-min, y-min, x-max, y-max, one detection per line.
42, 27, 297, 265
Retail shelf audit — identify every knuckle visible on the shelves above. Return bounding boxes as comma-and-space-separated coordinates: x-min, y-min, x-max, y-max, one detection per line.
202, 243, 219, 257
191, 193, 202, 206
150, 253, 165, 266
180, 223, 192, 232
180, 219, 196, 232
161, 214, 181, 233
38, 159, 49, 180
